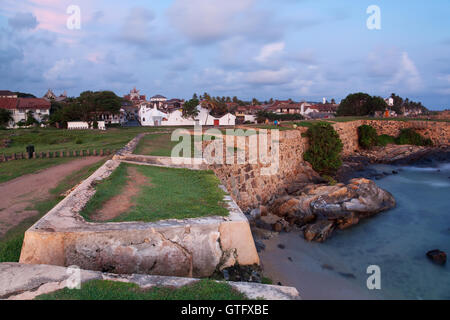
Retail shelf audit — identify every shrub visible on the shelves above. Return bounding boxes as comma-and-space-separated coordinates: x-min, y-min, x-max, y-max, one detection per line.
395, 128, 433, 146
75, 138, 83, 144
303, 123, 343, 175
377, 134, 396, 146
358, 125, 378, 149
322, 175, 337, 186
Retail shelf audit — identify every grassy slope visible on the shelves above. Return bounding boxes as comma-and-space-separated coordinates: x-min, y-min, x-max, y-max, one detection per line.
35, 279, 248, 300
81, 163, 228, 223
0, 158, 106, 262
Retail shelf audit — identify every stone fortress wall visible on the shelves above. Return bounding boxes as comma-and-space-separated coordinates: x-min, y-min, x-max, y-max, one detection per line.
211, 120, 450, 210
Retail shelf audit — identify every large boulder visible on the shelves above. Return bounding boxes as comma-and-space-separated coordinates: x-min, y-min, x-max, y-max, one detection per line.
304, 221, 335, 242
257, 178, 395, 243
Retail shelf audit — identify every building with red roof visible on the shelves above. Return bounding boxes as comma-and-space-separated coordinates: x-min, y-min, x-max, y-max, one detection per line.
0, 97, 50, 127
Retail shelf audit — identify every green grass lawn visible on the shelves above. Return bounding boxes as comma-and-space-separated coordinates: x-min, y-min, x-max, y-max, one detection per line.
35, 279, 248, 300
0, 127, 166, 155
0, 158, 106, 262
81, 163, 229, 223
0, 157, 74, 184
134, 133, 200, 157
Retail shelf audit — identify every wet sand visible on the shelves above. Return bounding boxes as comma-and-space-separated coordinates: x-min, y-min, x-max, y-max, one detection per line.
259, 231, 384, 300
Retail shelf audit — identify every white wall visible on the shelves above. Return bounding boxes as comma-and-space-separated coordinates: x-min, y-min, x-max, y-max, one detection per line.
67, 121, 106, 130
219, 113, 236, 126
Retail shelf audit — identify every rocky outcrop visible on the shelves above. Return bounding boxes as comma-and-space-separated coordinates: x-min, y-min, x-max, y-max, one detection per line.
426, 250, 447, 265
252, 178, 395, 242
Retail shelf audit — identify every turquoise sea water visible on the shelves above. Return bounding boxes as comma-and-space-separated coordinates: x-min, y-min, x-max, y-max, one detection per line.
260, 162, 450, 300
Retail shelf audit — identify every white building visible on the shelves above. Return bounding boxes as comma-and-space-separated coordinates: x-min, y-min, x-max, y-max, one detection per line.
385, 97, 394, 107
139, 104, 168, 126
68, 121, 106, 130
140, 105, 236, 127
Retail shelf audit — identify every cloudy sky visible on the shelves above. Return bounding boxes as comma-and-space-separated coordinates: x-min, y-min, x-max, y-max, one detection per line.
1, 0, 450, 109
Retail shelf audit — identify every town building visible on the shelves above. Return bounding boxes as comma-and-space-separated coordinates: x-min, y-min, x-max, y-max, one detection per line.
139, 105, 236, 127
124, 87, 146, 105
0, 90, 18, 98
0, 97, 50, 127
43, 89, 68, 102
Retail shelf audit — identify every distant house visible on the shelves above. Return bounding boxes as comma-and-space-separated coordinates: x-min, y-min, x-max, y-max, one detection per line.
139, 104, 168, 126
0, 90, 18, 98
385, 97, 394, 107
124, 87, 146, 105
166, 98, 185, 113
266, 101, 305, 114
0, 97, 50, 127
43, 89, 67, 102
304, 103, 339, 116
234, 105, 262, 124
140, 105, 236, 127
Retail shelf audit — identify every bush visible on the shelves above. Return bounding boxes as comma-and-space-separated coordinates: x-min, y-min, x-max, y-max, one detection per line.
358, 125, 378, 149
303, 123, 343, 175
75, 138, 83, 144
377, 134, 396, 146
395, 128, 433, 146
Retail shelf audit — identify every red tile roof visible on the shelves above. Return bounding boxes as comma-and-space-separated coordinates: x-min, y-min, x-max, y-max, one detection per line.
17, 98, 51, 110
308, 104, 338, 113
0, 98, 18, 110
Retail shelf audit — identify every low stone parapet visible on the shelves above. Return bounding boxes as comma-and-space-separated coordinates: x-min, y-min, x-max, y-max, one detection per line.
0, 263, 300, 300
19, 160, 259, 278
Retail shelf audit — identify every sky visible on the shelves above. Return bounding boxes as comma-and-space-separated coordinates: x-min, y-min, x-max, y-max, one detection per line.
1, 0, 450, 110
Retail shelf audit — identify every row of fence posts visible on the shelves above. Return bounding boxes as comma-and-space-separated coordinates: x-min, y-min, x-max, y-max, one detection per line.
0, 149, 115, 162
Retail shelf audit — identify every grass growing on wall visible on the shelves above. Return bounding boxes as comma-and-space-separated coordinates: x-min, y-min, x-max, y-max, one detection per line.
81, 163, 228, 223
35, 279, 248, 300
0, 158, 106, 262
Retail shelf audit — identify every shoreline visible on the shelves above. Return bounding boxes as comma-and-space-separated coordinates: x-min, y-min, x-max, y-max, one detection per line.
258, 231, 384, 300
256, 152, 450, 300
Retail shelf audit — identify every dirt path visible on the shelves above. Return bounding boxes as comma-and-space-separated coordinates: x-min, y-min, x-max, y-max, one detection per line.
90, 166, 151, 222
0, 157, 105, 238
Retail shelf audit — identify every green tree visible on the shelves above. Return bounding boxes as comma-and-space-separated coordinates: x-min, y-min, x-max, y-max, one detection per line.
182, 97, 200, 119
303, 123, 343, 175
25, 110, 38, 126
337, 93, 387, 116
0, 109, 13, 127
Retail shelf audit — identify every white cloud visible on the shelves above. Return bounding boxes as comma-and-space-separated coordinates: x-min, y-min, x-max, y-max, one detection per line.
367, 49, 423, 93
255, 42, 285, 63
168, 0, 264, 44
44, 58, 75, 81
119, 8, 156, 46
389, 52, 422, 91
245, 68, 293, 85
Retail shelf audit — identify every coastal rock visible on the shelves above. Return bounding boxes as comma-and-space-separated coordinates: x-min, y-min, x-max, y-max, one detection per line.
426, 250, 447, 265
256, 178, 395, 243
304, 221, 335, 242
